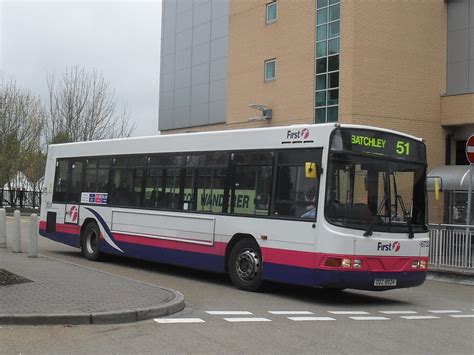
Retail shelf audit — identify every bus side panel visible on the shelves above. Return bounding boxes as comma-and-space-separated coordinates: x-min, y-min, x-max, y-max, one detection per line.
95, 207, 224, 272
39, 217, 81, 248
111, 210, 216, 246
39, 216, 227, 273
99, 238, 225, 273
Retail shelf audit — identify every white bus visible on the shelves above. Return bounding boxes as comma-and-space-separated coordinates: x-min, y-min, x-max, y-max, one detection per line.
40, 124, 429, 291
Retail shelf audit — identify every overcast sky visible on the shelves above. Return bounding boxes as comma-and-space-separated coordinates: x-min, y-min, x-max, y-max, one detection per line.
0, 0, 162, 136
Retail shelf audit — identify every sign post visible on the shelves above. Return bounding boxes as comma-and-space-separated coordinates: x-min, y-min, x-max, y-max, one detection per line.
465, 136, 474, 240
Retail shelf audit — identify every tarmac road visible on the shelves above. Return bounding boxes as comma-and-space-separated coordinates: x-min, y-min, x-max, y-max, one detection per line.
1, 217, 473, 354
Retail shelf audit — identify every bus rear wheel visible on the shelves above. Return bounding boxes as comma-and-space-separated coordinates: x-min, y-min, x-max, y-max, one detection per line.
228, 239, 263, 292
82, 222, 101, 261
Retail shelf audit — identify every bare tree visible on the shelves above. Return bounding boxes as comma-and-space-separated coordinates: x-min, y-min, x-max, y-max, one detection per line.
46, 66, 135, 143
0, 79, 45, 191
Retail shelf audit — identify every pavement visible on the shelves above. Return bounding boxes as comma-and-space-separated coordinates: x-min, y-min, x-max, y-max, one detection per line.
427, 268, 474, 286
0, 247, 184, 325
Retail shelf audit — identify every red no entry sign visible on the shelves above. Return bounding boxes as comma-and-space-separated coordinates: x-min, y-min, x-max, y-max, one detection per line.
467, 135, 474, 164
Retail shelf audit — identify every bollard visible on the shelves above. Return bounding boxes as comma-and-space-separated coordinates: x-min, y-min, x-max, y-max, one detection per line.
29, 213, 38, 258
0, 208, 6, 248
12, 210, 21, 253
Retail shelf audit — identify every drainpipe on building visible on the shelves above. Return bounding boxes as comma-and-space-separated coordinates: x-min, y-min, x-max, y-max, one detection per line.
443, 134, 454, 223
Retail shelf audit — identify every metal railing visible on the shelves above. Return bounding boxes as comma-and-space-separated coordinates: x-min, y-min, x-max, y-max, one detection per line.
429, 224, 473, 270
0, 189, 42, 210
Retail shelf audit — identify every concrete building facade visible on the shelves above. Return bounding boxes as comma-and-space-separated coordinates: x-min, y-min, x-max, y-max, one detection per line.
159, 0, 473, 172
159, 0, 229, 130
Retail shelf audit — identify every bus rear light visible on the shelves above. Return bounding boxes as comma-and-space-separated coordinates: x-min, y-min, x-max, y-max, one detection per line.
411, 261, 419, 269
325, 258, 342, 267
419, 260, 427, 269
353, 259, 362, 268
341, 258, 351, 268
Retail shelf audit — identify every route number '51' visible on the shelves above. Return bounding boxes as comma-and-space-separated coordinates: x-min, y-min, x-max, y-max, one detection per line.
396, 141, 410, 156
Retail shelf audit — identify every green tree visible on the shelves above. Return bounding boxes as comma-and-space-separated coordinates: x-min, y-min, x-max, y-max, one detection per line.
0, 79, 45, 191
22, 150, 46, 192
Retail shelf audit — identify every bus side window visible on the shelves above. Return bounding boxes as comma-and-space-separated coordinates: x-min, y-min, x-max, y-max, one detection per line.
84, 159, 98, 192
230, 152, 273, 216
184, 153, 228, 213
110, 156, 145, 207
97, 159, 110, 193
145, 155, 183, 210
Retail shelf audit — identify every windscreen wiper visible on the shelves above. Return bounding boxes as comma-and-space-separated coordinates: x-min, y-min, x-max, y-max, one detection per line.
364, 194, 387, 237
396, 195, 414, 239
406, 217, 414, 239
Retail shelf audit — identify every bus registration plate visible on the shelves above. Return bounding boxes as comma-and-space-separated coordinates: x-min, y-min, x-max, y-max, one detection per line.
374, 279, 397, 287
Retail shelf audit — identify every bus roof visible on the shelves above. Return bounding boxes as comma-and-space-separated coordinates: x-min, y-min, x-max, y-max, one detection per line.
47, 123, 423, 159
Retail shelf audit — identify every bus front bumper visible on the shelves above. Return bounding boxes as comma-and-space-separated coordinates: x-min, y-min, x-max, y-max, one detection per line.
263, 264, 427, 291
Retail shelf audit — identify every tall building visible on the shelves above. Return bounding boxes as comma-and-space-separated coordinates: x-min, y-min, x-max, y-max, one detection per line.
159, 0, 473, 172
159, 0, 229, 130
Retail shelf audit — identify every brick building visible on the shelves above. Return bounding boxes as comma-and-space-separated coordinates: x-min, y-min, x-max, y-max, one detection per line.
158, 0, 473, 209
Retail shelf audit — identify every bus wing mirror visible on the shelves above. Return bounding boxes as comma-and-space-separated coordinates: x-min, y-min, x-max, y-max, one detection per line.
305, 162, 317, 179
427, 176, 442, 201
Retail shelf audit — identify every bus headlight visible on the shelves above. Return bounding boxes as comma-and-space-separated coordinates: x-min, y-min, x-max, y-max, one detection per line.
324, 257, 363, 269
341, 258, 351, 268
411, 260, 427, 269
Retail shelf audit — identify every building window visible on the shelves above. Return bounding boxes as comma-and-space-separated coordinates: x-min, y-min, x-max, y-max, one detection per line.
266, 1, 277, 24
315, 0, 340, 123
265, 59, 276, 82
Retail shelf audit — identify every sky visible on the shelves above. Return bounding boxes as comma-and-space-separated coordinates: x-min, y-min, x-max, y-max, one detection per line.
0, 0, 162, 137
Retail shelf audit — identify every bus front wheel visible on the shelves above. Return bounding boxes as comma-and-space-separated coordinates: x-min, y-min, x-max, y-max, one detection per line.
228, 239, 263, 292
81, 222, 101, 261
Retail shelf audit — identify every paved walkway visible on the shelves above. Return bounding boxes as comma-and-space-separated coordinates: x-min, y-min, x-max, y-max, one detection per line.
0, 248, 184, 325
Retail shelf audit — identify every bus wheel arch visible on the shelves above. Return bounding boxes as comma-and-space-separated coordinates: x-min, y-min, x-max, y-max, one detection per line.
226, 234, 263, 291
80, 218, 101, 261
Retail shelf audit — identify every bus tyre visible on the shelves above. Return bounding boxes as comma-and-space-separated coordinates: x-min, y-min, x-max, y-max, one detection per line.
82, 222, 101, 261
229, 239, 263, 292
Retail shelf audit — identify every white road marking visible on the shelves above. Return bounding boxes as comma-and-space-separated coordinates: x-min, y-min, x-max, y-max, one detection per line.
269, 311, 314, 315
380, 311, 417, 314
155, 310, 473, 324
350, 316, 390, 321
401, 316, 440, 320
206, 311, 253, 315
328, 311, 370, 315
223, 317, 271, 322
154, 318, 205, 324
450, 314, 474, 318
287, 316, 335, 321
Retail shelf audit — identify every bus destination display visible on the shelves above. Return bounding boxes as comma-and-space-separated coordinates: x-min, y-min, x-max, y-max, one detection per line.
332, 128, 426, 162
